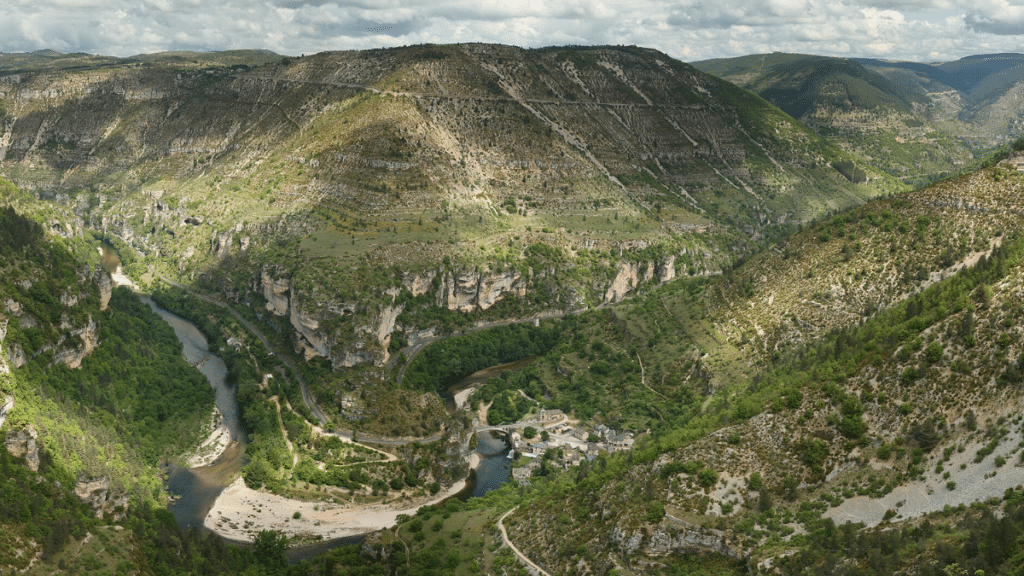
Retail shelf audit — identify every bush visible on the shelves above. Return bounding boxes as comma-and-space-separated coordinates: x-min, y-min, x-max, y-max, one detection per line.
876, 443, 892, 460
697, 468, 719, 488
292, 511, 301, 519
646, 501, 665, 523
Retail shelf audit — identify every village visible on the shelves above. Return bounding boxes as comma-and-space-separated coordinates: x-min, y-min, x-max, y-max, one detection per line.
476, 408, 636, 486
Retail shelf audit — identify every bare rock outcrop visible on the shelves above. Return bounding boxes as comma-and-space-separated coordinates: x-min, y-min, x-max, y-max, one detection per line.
0, 396, 12, 428
605, 261, 640, 303
611, 516, 742, 561
74, 474, 130, 519
94, 268, 113, 311
436, 268, 528, 312
52, 315, 99, 369
260, 268, 291, 316
290, 296, 329, 360
401, 271, 436, 297
5, 425, 40, 472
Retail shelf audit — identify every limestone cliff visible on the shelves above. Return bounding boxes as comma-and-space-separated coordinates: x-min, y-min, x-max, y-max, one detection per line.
436, 268, 528, 312
610, 517, 743, 561
52, 314, 99, 369
0, 396, 12, 429
74, 474, 130, 519
255, 253, 688, 369
4, 425, 40, 472
94, 268, 113, 311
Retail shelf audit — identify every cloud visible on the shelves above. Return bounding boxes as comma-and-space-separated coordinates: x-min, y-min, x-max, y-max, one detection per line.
0, 0, 1022, 63
965, 0, 1024, 35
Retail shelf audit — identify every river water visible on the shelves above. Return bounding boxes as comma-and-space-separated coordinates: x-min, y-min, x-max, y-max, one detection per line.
140, 296, 248, 530
129, 259, 516, 554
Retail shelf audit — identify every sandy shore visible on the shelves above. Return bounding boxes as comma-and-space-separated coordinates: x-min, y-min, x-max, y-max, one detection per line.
187, 408, 233, 468
204, 451, 482, 542
453, 388, 475, 410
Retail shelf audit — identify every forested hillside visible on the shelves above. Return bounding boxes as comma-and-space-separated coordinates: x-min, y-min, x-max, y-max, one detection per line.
6, 46, 1024, 576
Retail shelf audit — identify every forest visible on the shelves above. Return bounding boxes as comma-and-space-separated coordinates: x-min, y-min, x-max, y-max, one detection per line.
22, 287, 215, 464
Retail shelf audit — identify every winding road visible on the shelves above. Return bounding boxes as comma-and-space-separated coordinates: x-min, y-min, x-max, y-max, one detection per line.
497, 507, 552, 576
148, 266, 442, 446
389, 309, 573, 386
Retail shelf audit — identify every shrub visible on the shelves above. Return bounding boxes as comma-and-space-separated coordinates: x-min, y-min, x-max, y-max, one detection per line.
646, 501, 665, 523
697, 468, 719, 488
876, 443, 892, 460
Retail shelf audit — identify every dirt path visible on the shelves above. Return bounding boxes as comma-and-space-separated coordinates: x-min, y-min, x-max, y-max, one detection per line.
149, 266, 443, 447
497, 507, 552, 576
269, 396, 298, 467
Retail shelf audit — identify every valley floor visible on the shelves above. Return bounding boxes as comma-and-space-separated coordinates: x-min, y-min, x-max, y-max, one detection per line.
203, 452, 481, 542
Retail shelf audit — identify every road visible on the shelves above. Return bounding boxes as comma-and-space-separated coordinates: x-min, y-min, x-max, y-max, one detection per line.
497, 507, 552, 576
390, 309, 577, 386
149, 266, 449, 447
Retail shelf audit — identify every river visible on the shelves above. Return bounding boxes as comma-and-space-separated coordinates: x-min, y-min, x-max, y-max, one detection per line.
142, 295, 248, 530
117, 247, 516, 556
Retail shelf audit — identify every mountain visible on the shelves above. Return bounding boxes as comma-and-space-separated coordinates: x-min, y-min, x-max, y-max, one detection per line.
488, 148, 1024, 574
692, 52, 1009, 187
2, 44, 1024, 576
857, 53, 1024, 149
0, 44, 905, 438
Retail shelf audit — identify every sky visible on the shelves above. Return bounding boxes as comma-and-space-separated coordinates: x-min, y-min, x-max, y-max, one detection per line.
3, 0, 1024, 63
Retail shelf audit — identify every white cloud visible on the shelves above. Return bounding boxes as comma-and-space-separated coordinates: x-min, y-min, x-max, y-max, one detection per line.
0, 0, 1020, 63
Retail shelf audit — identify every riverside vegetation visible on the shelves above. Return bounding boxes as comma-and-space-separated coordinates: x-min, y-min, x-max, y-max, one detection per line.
5, 45, 1024, 575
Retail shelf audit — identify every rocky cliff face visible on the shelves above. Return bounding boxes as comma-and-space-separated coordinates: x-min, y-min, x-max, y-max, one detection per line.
74, 474, 130, 519
435, 268, 528, 312
0, 396, 12, 429
52, 314, 99, 369
255, 253, 684, 368
5, 425, 40, 472
611, 518, 743, 561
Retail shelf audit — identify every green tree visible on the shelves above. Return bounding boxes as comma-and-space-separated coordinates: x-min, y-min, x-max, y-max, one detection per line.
646, 501, 665, 523
252, 530, 289, 571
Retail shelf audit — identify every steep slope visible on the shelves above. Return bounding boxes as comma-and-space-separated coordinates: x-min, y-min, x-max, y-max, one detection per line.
0, 45, 901, 434
694, 53, 982, 187
486, 155, 1024, 574
0, 181, 216, 529
858, 53, 1024, 151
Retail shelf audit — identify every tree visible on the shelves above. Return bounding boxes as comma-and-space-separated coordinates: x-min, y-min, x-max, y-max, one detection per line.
697, 468, 719, 488
646, 501, 665, 523
523, 426, 537, 439
252, 530, 289, 571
